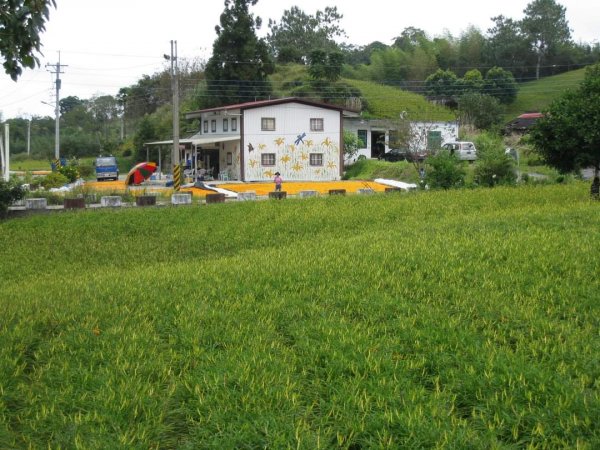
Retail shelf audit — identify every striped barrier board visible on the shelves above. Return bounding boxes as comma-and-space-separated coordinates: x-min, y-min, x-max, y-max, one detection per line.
173, 164, 182, 191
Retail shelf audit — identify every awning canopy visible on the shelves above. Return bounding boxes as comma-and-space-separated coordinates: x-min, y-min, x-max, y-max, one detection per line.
144, 135, 240, 147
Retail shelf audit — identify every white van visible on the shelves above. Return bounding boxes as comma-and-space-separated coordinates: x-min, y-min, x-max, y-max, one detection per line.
441, 141, 477, 161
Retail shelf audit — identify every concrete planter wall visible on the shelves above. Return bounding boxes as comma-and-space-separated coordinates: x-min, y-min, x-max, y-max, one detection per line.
25, 198, 48, 209
237, 191, 256, 201
171, 193, 192, 205
64, 198, 86, 209
299, 190, 318, 198
135, 195, 156, 207
269, 191, 287, 200
206, 193, 226, 204
101, 196, 122, 207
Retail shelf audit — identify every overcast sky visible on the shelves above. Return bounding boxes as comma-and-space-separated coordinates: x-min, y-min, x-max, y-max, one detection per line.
1, 0, 598, 119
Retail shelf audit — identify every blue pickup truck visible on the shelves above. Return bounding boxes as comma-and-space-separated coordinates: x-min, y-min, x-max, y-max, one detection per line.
95, 156, 119, 181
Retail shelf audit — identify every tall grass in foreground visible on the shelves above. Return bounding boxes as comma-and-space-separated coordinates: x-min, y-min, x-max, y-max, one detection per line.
1, 183, 599, 449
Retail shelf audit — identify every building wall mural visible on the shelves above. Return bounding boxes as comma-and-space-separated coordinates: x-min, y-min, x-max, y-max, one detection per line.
243, 105, 342, 182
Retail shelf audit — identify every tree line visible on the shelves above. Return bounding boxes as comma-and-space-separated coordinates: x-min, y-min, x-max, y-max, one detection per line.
1, 0, 598, 164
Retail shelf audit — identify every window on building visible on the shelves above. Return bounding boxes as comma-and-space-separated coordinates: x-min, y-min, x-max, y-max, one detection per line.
232, 118, 237, 131
227, 152, 233, 165
427, 131, 442, 150
310, 118, 324, 131
223, 118, 229, 132
357, 129, 368, 148
261, 117, 276, 131
203, 120, 208, 133
309, 153, 323, 166
261, 153, 276, 166
211, 120, 217, 132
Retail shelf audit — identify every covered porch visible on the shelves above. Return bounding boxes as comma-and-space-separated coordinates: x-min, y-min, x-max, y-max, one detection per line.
144, 134, 241, 182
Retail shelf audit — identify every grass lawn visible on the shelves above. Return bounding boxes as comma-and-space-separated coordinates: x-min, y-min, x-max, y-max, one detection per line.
1, 183, 599, 448
504, 69, 586, 120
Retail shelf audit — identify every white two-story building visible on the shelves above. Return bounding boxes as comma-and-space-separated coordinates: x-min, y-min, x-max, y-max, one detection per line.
152, 97, 345, 182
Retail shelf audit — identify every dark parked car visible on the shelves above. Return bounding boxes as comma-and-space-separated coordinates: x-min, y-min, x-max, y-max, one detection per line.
379, 148, 410, 162
380, 148, 430, 162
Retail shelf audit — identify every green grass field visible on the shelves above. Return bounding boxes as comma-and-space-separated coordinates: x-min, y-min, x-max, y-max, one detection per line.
1, 183, 599, 448
504, 69, 587, 120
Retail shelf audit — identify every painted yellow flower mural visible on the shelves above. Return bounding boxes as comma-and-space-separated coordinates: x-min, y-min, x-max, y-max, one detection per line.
305, 139, 313, 147
258, 143, 267, 151
274, 137, 285, 146
300, 152, 309, 161
327, 161, 337, 170
292, 162, 303, 172
322, 137, 333, 148
264, 169, 275, 178
287, 144, 297, 152
280, 155, 291, 164
249, 160, 258, 168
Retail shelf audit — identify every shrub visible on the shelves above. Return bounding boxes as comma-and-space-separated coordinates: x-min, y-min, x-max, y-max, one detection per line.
425, 151, 466, 189
77, 165, 95, 178
0, 178, 26, 216
41, 172, 69, 189
58, 165, 80, 183
474, 150, 517, 187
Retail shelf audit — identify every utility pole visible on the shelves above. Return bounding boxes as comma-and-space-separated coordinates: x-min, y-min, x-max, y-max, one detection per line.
27, 118, 31, 156
1, 123, 9, 181
46, 53, 67, 161
167, 40, 181, 189
171, 41, 180, 164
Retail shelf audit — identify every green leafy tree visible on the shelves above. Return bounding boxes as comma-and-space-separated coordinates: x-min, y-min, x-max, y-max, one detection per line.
0, 0, 56, 80
432, 34, 459, 70
521, 0, 571, 80
133, 115, 161, 162
60, 96, 84, 115
368, 47, 410, 87
393, 27, 429, 53
485, 15, 532, 79
458, 69, 484, 94
529, 63, 600, 176
204, 0, 274, 107
484, 67, 517, 104
457, 26, 485, 76
267, 6, 345, 63
308, 50, 343, 82
343, 130, 363, 160
458, 92, 503, 130
425, 150, 466, 189
425, 69, 458, 103
342, 41, 388, 66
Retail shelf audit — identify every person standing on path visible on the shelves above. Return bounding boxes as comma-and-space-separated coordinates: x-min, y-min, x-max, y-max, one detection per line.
274, 172, 283, 192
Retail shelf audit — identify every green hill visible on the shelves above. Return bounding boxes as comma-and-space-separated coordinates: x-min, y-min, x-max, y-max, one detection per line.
270, 64, 455, 122
504, 68, 587, 120
272, 64, 590, 124
344, 79, 455, 121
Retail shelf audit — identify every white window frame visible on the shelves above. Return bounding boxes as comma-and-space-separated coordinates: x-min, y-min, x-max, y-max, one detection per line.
261, 117, 276, 131
310, 118, 324, 132
309, 153, 323, 166
261, 153, 276, 166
